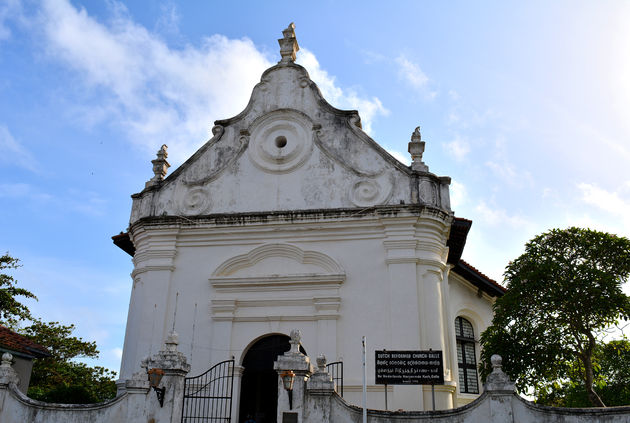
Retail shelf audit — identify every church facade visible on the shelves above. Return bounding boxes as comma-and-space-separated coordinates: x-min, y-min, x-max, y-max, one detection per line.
114, 24, 504, 421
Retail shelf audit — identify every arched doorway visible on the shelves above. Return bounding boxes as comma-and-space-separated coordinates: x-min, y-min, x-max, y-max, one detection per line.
238, 334, 306, 423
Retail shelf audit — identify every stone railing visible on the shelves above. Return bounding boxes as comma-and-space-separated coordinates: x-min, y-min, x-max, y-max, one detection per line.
0, 331, 189, 423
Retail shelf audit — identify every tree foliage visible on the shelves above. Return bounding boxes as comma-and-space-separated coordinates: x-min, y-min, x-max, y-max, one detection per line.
0, 253, 37, 326
20, 320, 117, 404
480, 227, 630, 407
537, 340, 630, 407
0, 253, 116, 404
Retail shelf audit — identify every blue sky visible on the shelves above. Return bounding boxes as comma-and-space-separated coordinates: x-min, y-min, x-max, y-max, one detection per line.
1, 0, 630, 373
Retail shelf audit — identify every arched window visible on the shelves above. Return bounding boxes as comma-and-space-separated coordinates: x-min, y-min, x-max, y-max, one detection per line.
455, 316, 479, 394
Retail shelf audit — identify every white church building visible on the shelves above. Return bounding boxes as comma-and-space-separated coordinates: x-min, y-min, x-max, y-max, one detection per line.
113, 23, 505, 422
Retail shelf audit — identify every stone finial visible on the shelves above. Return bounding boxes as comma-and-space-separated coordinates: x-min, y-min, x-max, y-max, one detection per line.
491, 354, 502, 369
307, 353, 334, 392
144, 332, 191, 377
485, 354, 515, 392
0, 352, 20, 387
288, 329, 303, 355
165, 330, 179, 353
278, 22, 299, 64
411, 126, 421, 142
1, 352, 12, 367
146, 144, 170, 188
408, 126, 429, 172
316, 354, 327, 373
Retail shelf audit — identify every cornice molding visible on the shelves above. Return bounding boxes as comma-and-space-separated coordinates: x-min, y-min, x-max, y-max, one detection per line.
210, 274, 345, 292
212, 315, 339, 322
131, 265, 175, 278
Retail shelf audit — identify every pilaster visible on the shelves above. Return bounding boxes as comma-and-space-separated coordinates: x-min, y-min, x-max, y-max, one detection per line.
382, 217, 423, 410
120, 225, 179, 380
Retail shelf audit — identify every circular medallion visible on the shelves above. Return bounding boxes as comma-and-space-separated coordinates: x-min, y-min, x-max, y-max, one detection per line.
178, 187, 211, 215
349, 179, 381, 207
247, 111, 313, 173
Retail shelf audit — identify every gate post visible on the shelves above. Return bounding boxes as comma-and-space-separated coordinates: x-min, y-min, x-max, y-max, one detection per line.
274, 329, 313, 423
484, 355, 516, 423
145, 331, 191, 423
305, 354, 335, 423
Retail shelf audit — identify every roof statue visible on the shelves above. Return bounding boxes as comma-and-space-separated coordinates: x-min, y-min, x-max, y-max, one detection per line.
145, 144, 170, 188
408, 126, 428, 172
278, 22, 299, 64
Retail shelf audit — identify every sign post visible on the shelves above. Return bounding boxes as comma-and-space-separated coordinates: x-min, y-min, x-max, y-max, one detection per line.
362, 337, 367, 423
375, 350, 444, 410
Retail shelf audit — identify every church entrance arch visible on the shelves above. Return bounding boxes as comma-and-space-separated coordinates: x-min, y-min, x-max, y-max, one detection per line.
238, 334, 306, 423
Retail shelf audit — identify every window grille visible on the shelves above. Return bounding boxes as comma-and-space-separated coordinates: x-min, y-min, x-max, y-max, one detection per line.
455, 316, 479, 394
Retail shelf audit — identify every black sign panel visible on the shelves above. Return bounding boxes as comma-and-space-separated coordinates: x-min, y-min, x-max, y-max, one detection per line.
375, 350, 444, 385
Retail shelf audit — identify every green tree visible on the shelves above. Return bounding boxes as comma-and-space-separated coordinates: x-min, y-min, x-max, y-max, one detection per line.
480, 227, 630, 407
20, 320, 117, 404
0, 253, 37, 326
537, 340, 630, 407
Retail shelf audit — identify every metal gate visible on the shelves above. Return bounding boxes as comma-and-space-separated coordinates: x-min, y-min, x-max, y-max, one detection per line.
326, 360, 344, 397
182, 359, 234, 423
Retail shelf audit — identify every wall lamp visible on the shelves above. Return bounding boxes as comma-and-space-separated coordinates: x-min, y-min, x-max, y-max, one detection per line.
147, 368, 166, 407
280, 370, 295, 409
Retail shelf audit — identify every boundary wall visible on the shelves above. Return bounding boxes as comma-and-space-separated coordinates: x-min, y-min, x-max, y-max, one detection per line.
1, 329, 629, 423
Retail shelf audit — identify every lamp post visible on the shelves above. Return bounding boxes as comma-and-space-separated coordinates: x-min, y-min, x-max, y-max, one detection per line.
280, 370, 295, 409
147, 368, 166, 407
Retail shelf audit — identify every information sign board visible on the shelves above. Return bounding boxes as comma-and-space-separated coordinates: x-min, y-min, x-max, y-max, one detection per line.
375, 350, 444, 385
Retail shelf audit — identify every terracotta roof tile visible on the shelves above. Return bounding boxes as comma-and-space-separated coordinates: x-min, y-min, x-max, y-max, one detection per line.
456, 260, 507, 296
0, 325, 50, 359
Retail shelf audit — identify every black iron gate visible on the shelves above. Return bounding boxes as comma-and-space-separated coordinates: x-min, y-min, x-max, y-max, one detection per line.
182, 359, 234, 423
326, 360, 344, 397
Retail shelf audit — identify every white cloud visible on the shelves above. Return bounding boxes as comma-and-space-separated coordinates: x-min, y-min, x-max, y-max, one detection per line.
448, 89, 460, 101
154, 1, 180, 36
474, 201, 530, 228
576, 182, 630, 233
395, 54, 429, 91
35, 0, 389, 162
111, 347, 123, 361
387, 149, 410, 166
0, 0, 20, 41
450, 180, 466, 209
443, 134, 470, 161
297, 48, 389, 134
577, 182, 630, 217
360, 49, 387, 64
542, 187, 554, 198
38, 0, 273, 163
0, 183, 52, 201
0, 182, 107, 216
485, 159, 517, 181
484, 137, 533, 188
0, 125, 38, 172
